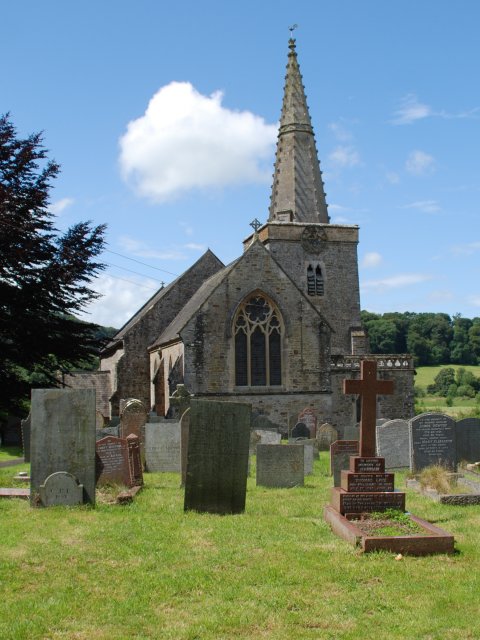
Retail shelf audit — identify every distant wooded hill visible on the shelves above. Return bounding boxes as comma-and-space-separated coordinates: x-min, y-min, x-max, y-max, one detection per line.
361, 311, 480, 366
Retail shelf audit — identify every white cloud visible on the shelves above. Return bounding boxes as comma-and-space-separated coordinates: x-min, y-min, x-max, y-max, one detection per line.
119, 81, 278, 202
362, 252, 383, 268
77, 274, 160, 328
403, 200, 441, 213
49, 197, 74, 215
184, 242, 206, 251
391, 94, 433, 125
468, 295, 480, 307
451, 241, 480, 256
362, 273, 431, 293
328, 145, 360, 168
386, 171, 400, 184
428, 290, 454, 302
118, 235, 186, 260
405, 150, 435, 176
328, 122, 352, 142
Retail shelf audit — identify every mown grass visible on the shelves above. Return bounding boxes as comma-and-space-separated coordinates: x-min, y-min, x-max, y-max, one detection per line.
415, 365, 480, 389
1, 452, 480, 639
0, 445, 23, 462
415, 365, 480, 417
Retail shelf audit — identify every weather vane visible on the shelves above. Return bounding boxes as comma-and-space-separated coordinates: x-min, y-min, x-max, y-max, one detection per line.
289, 23, 298, 37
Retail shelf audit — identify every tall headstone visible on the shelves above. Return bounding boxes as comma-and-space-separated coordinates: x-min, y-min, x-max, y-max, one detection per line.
456, 417, 480, 463
256, 444, 304, 488
376, 419, 410, 469
127, 434, 144, 486
316, 423, 338, 451
184, 399, 251, 514
145, 421, 181, 472
409, 413, 457, 472
21, 413, 31, 463
330, 440, 359, 487
120, 399, 147, 458
180, 408, 191, 487
30, 388, 96, 506
95, 436, 132, 487
298, 408, 317, 438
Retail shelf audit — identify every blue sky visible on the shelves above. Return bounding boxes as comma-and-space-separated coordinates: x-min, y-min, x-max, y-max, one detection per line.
3, 1, 479, 328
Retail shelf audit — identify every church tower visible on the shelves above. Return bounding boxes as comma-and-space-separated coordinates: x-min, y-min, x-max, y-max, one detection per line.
244, 37, 367, 357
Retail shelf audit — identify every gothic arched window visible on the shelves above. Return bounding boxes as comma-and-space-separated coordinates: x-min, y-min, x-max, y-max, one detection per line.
234, 294, 283, 386
307, 264, 324, 296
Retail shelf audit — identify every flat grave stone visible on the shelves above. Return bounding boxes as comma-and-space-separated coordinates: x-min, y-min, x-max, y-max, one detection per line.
95, 436, 131, 486
39, 472, 83, 507
376, 419, 410, 469
316, 423, 338, 451
30, 388, 96, 506
409, 412, 457, 472
298, 408, 317, 438
330, 440, 359, 486
456, 417, 480, 463
184, 399, 251, 514
256, 444, 304, 488
145, 421, 181, 472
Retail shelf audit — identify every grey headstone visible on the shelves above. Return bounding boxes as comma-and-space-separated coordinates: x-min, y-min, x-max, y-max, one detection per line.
30, 389, 96, 506
316, 423, 339, 451
343, 424, 359, 441
256, 444, 304, 487
376, 418, 389, 426
255, 430, 282, 445
288, 439, 315, 474
180, 408, 191, 487
39, 472, 83, 507
291, 422, 310, 438
96, 425, 120, 441
376, 419, 410, 469
21, 414, 31, 462
330, 440, 359, 486
456, 418, 480, 463
409, 412, 457, 472
120, 398, 147, 457
184, 399, 251, 514
145, 421, 181, 472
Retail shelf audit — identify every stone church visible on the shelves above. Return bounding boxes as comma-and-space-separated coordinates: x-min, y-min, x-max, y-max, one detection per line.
98, 38, 415, 434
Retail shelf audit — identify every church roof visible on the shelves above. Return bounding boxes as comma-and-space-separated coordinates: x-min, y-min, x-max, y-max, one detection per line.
268, 38, 330, 224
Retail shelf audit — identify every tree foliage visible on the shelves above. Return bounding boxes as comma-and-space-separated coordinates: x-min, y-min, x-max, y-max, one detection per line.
0, 114, 107, 416
361, 310, 480, 366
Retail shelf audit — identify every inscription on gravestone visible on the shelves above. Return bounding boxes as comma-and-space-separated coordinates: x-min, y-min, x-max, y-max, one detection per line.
95, 436, 131, 487
39, 472, 83, 507
145, 421, 181, 473
184, 400, 251, 514
256, 444, 304, 488
409, 413, 456, 472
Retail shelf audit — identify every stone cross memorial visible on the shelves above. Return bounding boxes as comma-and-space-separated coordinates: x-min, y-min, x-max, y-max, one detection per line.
329, 360, 405, 515
184, 399, 251, 514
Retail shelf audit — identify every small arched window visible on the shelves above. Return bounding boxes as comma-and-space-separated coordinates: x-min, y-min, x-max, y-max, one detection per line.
307, 264, 324, 296
234, 294, 283, 386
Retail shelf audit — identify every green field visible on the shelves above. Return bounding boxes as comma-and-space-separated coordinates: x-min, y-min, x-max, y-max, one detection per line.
415, 365, 480, 417
1, 450, 480, 639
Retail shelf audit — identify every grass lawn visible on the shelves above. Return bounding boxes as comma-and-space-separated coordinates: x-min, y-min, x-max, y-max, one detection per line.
415, 365, 480, 417
1, 453, 480, 639
0, 445, 22, 463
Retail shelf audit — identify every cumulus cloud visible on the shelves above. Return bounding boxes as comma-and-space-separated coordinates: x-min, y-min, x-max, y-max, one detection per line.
119, 81, 278, 202
362, 252, 383, 268
328, 145, 360, 168
362, 273, 431, 293
405, 150, 435, 176
403, 200, 441, 213
49, 197, 74, 215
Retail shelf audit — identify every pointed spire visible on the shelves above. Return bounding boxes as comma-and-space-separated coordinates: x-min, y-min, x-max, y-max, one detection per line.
269, 38, 330, 224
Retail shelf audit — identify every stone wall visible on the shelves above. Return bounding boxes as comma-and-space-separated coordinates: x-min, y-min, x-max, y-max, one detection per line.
61, 370, 112, 419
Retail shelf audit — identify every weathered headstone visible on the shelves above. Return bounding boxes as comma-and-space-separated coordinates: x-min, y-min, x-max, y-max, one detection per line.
376, 418, 389, 426
376, 419, 410, 469
95, 436, 132, 487
184, 399, 251, 514
21, 413, 31, 463
255, 430, 282, 446
120, 398, 147, 453
288, 438, 315, 474
256, 444, 304, 487
409, 413, 457, 472
145, 421, 181, 472
39, 472, 83, 507
330, 440, 359, 486
127, 434, 144, 486
456, 417, 480, 463
95, 410, 105, 430
180, 408, 191, 486
343, 424, 359, 441
96, 425, 120, 441
30, 388, 96, 506
316, 423, 339, 451
298, 408, 317, 438
291, 422, 310, 438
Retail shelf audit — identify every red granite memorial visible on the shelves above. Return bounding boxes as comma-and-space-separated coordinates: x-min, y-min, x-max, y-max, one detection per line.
324, 359, 454, 555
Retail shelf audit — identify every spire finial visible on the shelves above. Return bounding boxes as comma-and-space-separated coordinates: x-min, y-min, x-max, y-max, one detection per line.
288, 24, 298, 49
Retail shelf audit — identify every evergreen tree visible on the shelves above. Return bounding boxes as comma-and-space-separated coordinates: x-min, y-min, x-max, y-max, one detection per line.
0, 114, 106, 416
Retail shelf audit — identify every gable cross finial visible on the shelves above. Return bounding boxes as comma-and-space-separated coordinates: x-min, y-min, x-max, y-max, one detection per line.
250, 218, 262, 233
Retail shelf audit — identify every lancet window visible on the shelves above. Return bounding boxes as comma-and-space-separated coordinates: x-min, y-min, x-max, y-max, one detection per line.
307, 264, 324, 296
234, 293, 283, 386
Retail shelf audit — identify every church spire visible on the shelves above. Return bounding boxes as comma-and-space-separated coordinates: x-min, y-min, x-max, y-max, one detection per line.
269, 38, 330, 224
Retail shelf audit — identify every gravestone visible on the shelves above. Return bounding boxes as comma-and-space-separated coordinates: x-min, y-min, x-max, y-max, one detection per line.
291, 422, 310, 439
95, 436, 132, 487
96, 425, 120, 441
30, 388, 96, 506
289, 438, 315, 474
127, 434, 144, 486
456, 417, 480, 463
330, 440, 359, 487
409, 413, 457, 472
376, 419, 410, 469
184, 399, 251, 514
249, 431, 262, 456
316, 423, 338, 451
21, 413, 31, 463
180, 408, 191, 487
255, 430, 282, 446
145, 421, 181, 472
343, 424, 359, 441
120, 399, 147, 457
39, 472, 83, 507
376, 418, 389, 426
96, 410, 105, 430
256, 444, 304, 487
298, 408, 317, 438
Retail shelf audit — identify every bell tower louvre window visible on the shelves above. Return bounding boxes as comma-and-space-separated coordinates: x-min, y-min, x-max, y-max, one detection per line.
307, 264, 324, 296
